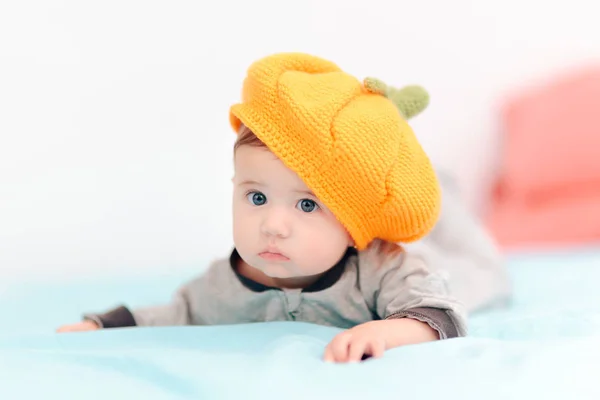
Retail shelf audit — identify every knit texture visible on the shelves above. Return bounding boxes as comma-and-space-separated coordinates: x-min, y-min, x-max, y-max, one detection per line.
364, 77, 430, 119
229, 53, 441, 250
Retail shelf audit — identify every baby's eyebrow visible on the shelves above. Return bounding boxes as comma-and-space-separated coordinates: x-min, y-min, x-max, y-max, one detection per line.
238, 179, 262, 186
293, 189, 316, 197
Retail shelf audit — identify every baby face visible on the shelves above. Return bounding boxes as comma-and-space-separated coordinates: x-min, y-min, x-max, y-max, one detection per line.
232, 145, 353, 282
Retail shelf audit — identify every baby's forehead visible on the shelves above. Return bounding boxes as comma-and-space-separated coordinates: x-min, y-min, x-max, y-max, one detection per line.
237, 172, 313, 193
234, 145, 317, 194
234, 169, 315, 196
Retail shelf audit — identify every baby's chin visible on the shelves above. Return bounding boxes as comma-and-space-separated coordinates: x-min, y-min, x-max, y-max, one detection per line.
259, 263, 298, 279
246, 255, 328, 280
262, 264, 325, 280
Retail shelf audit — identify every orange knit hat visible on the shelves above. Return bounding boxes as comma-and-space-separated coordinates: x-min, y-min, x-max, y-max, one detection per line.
229, 53, 440, 250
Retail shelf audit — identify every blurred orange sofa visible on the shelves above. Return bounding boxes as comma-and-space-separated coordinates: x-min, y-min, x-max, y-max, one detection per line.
487, 66, 600, 249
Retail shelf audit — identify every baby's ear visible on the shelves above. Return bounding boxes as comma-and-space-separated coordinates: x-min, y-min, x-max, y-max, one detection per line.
347, 234, 355, 248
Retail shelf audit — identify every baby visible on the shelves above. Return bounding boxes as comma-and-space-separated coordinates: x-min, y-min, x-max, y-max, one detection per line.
57, 53, 468, 363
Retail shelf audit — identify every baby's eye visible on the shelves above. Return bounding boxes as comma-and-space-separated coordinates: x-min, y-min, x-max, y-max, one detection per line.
247, 191, 267, 206
297, 199, 319, 213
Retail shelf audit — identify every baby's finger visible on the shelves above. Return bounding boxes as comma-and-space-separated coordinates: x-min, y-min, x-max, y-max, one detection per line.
348, 338, 369, 362
56, 324, 81, 333
56, 321, 98, 333
323, 339, 337, 362
323, 345, 333, 362
326, 332, 352, 363
367, 338, 386, 359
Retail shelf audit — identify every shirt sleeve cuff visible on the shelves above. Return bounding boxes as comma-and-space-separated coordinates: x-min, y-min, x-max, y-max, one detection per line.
386, 307, 460, 339
83, 305, 137, 329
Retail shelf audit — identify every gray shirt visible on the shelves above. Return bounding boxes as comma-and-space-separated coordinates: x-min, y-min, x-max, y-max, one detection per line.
86, 239, 468, 340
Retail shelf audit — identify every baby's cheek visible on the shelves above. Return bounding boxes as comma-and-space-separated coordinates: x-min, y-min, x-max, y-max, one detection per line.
300, 232, 348, 272
232, 214, 256, 248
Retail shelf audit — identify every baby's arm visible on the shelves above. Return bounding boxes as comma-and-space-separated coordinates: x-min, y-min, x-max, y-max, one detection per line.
86, 282, 197, 328
324, 241, 467, 362
403, 169, 511, 312
57, 273, 208, 332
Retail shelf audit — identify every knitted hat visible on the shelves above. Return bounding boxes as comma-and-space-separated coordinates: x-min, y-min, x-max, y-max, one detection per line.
229, 53, 440, 250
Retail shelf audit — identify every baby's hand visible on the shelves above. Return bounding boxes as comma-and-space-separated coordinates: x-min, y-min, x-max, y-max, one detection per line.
56, 320, 100, 333
323, 318, 439, 363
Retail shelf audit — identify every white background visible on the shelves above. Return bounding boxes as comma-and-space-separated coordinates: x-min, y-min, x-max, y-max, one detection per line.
1, 0, 599, 283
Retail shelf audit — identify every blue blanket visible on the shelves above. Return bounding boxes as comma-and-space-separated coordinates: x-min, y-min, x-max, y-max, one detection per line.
2, 247, 600, 399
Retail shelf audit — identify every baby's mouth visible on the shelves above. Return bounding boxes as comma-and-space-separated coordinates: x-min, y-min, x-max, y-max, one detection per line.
258, 251, 290, 262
